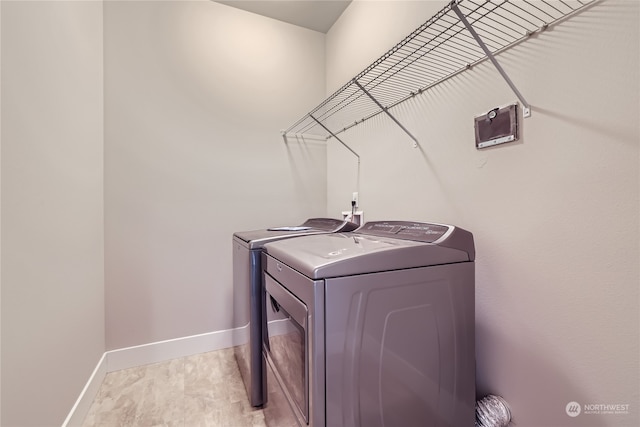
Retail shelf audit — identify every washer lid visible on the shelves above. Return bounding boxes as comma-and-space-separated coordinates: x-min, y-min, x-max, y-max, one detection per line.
233, 218, 358, 249
263, 221, 474, 279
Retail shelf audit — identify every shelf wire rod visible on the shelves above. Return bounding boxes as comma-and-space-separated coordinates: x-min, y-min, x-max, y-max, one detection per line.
426, 18, 486, 53
313, 84, 369, 123
355, 25, 478, 101
378, 65, 452, 89
309, 114, 360, 160
350, 0, 462, 84
304, 79, 367, 125
377, 53, 457, 82
317, 99, 371, 125
364, 78, 437, 107
370, 74, 421, 92
320, 94, 363, 117
289, 118, 324, 137
286, 111, 318, 135
333, 60, 474, 137
481, 3, 540, 30
414, 51, 473, 74
365, 55, 465, 103
402, 41, 473, 69
428, 25, 496, 57
560, 0, 579, 10
448, 16, 509, 52
450, 7, 511, 51
287, 115, 320, 136
459, 4, 522, 40
520, 0, 557, 21
407, 29, 474, 52
420, 27, 482, 55
328, 90, 373, 113
500, 1, 550, 28
353, 79, 420, 148
495, 1, 549, 29
542, 0, 569, 15
315, 102, 372, 129
554, 0, 574, 11
349, 54, 488, 135
383, 70, 448, 91
402, 38, 472, 63
466, 0, 533, 37
460, 21, 526, 50
454, 32, 501, 54
459, 2, 521, 48
463, 16, 523, 46
414, 39, 482, 65
457, 1, 524, 48
299, 5, 454, 132
293, 118, 324, 136
413, 26, 465, 48
364, 27, 490, 101
371, 53, 461, 81
370, 85, 421, 104
451, 1, 531, 117
339, 96, 378, 114
356, 4, 477, 94
360, 48, 444, 91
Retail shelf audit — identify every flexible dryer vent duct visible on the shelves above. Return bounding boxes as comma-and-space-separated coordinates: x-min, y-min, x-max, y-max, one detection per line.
476, 395, 511, 427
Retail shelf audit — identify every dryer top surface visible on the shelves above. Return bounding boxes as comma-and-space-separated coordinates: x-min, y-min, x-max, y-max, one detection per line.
263, 221, 474, 279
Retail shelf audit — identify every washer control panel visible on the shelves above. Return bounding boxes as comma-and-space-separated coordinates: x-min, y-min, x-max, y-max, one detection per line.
358, 221, 451, 243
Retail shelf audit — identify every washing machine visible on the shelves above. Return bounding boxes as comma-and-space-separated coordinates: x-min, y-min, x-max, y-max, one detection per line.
261, 220, 475, 427
232, 218, 358, 407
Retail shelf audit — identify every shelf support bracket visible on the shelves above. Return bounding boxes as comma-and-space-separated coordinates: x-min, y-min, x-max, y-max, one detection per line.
451, 2, 532, 118
353, 79, 420, 148
309, 114, 360, 161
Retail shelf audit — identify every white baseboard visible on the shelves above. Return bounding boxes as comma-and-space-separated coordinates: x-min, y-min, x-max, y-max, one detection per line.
61, 353, 107, 427
106, 327, 238, 372
62, 327, 241, 426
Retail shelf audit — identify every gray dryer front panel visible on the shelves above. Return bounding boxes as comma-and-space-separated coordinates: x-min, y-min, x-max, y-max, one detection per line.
324, 263, 475, 427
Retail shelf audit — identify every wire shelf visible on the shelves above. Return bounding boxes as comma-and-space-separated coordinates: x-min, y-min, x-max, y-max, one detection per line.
284, 0, 595, 142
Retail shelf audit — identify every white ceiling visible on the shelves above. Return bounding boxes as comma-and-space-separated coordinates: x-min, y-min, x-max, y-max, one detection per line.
215, 0, 352, 33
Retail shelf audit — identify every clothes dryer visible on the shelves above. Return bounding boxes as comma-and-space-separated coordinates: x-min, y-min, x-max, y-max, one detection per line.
232, 218, 358, 407
262, 221, 475, 427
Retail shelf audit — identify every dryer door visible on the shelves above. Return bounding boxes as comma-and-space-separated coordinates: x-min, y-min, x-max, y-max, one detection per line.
264, 273, 309, 423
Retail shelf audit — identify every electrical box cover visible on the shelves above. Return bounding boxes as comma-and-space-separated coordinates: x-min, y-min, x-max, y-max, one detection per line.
475, 104, 519, 149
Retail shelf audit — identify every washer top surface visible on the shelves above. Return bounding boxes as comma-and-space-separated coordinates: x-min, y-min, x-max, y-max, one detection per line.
233, 218, 358, 249
263, 221, 474, 279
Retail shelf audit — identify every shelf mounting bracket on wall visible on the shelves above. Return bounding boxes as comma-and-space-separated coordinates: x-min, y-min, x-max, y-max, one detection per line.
309, 114, 360, 162
353, 79, 420, 148
451, 1, 531, 118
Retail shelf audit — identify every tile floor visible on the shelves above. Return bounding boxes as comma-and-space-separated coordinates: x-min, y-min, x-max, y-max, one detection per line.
82, 348, 267, 427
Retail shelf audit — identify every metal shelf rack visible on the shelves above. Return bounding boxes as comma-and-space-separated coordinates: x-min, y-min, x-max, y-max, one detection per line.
283, 0, 595, 148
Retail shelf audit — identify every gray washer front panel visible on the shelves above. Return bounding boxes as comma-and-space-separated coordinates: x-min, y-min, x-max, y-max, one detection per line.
232, 218, 357, 407
262, 221, 475, 427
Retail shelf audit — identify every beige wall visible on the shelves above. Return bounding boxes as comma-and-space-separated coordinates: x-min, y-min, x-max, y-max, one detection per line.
1, 1, 105, 426
326, 1, 639, 426
104, 1, 327, 349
